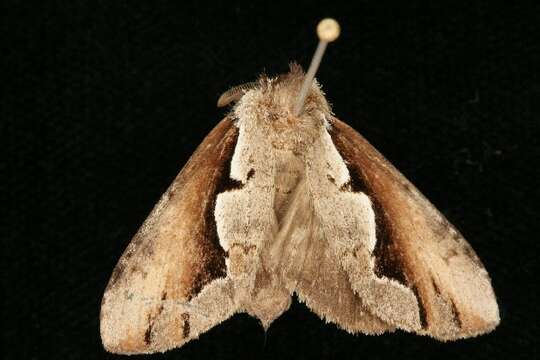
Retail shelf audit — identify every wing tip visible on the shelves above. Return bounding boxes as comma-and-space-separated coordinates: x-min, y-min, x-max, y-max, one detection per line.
421, 312, 500, 341
99, 300, 152, 355
100, 325, 162, 355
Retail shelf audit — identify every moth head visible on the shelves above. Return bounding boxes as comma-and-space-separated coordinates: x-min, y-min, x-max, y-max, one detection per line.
217, 63, 331, 124
222, 64, 332, 153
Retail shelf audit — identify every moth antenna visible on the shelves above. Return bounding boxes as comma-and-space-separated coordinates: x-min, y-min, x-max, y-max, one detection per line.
217, 81, 259, 107
293, 18, 340, 116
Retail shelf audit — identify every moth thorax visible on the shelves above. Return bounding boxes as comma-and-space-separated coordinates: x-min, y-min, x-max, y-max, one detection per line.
268, 114, 319, 154
273, 149, 305, 225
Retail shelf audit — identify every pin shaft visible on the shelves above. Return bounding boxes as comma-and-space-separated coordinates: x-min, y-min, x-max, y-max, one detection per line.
293, 40, 328, 116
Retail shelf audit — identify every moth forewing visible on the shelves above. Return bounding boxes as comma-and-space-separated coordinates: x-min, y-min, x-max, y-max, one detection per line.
100, 118, 240, 354
328, 117, 500, 339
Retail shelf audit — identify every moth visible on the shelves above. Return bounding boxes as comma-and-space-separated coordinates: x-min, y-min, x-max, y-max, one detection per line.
100, 19, 499, 354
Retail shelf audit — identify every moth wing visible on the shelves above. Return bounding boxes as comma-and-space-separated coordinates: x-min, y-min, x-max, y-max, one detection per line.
100, 117, 239, 354
268, 177, 394, 334
294, 218, 395, 335
328, 117, 499, 340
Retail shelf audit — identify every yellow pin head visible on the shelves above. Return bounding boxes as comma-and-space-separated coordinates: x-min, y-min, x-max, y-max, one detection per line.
316, 18, 341, 43
294, 18, 341, 116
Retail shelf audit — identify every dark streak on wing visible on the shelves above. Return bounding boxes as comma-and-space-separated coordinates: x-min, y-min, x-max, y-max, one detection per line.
411, 286, 428, 328
332, 133, 409, 287
143, 302, 165, 345
108, 261, 126, 288
144, 314, 153, 345
181, 313, 190, 339
184, 120, 240, 299
431, 277, 442, 295
449, 300, 463, 328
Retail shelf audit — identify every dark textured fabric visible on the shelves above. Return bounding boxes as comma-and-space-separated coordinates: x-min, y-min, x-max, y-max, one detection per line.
4, 1, 538, 359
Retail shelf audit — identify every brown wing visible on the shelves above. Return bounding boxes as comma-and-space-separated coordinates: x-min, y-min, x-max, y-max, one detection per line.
328, 117, 499, 340
100, 117, 239, 354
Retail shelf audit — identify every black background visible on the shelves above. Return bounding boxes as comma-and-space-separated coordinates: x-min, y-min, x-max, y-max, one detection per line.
4, 1, 539, 359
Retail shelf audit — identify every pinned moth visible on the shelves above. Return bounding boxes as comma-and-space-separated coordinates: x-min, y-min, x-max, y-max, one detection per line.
100, 19, 499, 354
